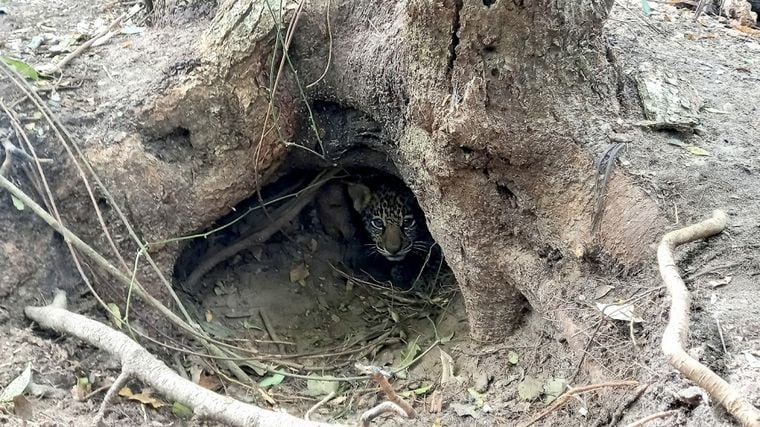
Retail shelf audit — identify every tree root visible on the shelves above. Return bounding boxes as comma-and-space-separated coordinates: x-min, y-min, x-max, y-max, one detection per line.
24, 290, 335, 427
658, 210, 760, 427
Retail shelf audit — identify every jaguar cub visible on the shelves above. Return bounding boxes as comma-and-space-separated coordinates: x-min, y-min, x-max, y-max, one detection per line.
347, 181, 428, 262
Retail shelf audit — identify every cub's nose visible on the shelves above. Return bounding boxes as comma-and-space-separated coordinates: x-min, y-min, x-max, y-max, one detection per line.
383, 224, 402, 255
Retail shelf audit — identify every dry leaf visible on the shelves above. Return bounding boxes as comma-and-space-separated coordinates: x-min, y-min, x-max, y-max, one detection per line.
13, 395, 33, 420
289, 263, 309, 283
708, 276, 732, 289
594, 285, 615, 300
596, 302, 644, 323
686, 145, 710, 156
119, 386, 166, 409
197, 372, 222, 391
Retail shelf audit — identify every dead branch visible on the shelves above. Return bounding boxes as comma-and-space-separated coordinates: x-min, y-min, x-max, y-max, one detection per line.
658, 210, 760, 427
24, 290, 336, 427
522, 380, 639, 427
624, 409, 679, 427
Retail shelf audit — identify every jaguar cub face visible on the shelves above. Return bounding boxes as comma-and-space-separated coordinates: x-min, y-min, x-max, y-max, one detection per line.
348, 183, 421, 262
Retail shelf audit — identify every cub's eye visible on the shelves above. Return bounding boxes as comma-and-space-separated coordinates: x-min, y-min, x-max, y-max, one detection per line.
370, 218, 385, 229
402, 216, 415, 228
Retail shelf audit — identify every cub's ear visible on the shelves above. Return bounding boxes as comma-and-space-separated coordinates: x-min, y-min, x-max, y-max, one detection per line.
347, 183, 372, 212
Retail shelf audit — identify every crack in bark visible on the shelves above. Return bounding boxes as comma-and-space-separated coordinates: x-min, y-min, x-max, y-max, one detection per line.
447, 0, 463, 87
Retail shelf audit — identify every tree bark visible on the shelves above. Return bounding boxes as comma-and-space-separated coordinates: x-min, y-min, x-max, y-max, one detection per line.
139, 0, 663, 341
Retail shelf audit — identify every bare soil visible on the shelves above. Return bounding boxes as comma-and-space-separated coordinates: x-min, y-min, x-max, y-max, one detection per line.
1, 0, 759, 426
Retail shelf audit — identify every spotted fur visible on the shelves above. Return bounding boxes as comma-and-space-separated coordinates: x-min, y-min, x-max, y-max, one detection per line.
348, 182, 423, 262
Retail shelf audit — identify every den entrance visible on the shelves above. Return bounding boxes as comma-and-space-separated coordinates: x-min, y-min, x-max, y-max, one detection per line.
173, 167, 462, 398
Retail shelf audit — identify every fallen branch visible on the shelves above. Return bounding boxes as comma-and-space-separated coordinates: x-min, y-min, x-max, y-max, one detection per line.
658, 210, 760, 427
521, 380, 639, 427
24, 290, 335, 427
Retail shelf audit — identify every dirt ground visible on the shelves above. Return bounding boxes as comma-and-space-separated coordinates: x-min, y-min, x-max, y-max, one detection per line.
1, 0, 759, 426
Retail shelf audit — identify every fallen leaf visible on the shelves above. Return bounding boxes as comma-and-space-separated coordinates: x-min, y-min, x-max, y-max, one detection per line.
258, 373, 285, 389
107, 303, 123, 329
400, 384, 433, 398
708, 276, 732, 289
171, 402, 193, 420
0, 56, 40, 80
393, 337, 421, 379
289, 263, 309, 283
0, 364, 32, 402
439, 349, 455, 385
596, 302, 643, 323
197, 372, 221, 391
12, 395, 33, 420
450, 402, 479, 418
118, 386, 166, 409
686, 145, 710, 156
11, 195, 25, 211
594, 285, 615, 300
517, 376, 543, 401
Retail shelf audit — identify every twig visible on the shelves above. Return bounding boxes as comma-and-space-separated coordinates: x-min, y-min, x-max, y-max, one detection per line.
259, 311, 285, 354
609, 383, 650, 426
658, 210, 760, 426
521, 380, 639, 427
715, 316, 728, 355
624, 409, 679, 427
24, 291, 334, 427
305, 391, 336, 421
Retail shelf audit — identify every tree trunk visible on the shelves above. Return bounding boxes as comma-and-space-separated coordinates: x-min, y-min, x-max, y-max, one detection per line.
134, 0, 663, 341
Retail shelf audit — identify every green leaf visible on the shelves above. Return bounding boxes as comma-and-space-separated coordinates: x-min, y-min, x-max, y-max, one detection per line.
0, 364, 32, 402
171, 402, 193, 420
400, 384, 433, 398
0, 56, 40, 80
398, 337, 421, 367
11, 195, 25, 211
258, 373, 285, 389
107, 303, 123, 329
686, 145, 710, 156
507, 351, 519, 365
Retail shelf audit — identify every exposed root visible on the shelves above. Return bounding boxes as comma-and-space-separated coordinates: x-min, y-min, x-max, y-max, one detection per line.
24, 290, 335, 427
355, 366, 416, 426
658, 210, 760, 426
